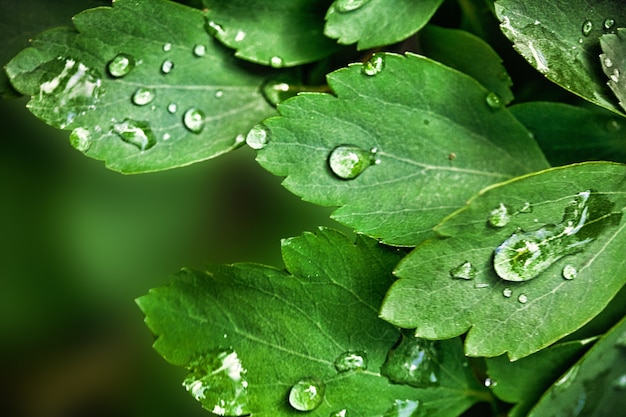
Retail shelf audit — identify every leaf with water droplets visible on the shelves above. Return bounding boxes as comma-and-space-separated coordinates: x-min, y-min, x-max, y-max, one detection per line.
600, 28, 626, 112
494, 0, 626, 115
380, 162, 626, 360
324, 0, 444, 49
137, 228, 484, 416
5, 0, 275, 173
256, 53, 548, 245
203, 0, 340, 67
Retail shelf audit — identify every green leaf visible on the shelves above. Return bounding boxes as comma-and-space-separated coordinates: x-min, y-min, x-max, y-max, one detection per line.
255, 53, 549, 246
324, 0, 444, 50
494, 0, 626, 114
486, 339, 592, 417
203, 0, 340, 67
510, 102, 626, 166
600, 27, 626, 112
380, 162, 626, 360
137, 228, 484, 416
419, 25, 514, 106
527, 316, 626, 416
5, 0, 276, 173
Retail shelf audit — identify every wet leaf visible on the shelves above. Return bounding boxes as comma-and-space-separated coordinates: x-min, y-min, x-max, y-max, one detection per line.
600, 27, 626, 112
380, 162, 626, 360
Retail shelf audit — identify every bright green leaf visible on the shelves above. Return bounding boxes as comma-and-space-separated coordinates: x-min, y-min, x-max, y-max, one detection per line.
419, 25, 514, 106
137, 228, 484, 416
510, 102, 626, 165
494, 0, 626, 114
324, 0, 444, 50
203, 0, 339, 67
380, 162, 626, 360
255, 53, 549, 246
600, 27, 626, 112
5, 0, 276, 173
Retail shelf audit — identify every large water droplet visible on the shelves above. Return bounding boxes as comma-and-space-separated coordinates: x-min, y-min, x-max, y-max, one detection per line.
69, 127, 92, 153
449, 261, 477, 280
328, 145, 375, 180
246, 124, 269, 150
161, 60, 174, 74
107, 53, 135, 78
581, 20, 593, 36
486, 92, 502, 109
288, 378, 325, 411
270, 56, 284, 68
335, 0, 369, 13
604, 18, 616, 30
183, 108, 205, 133
193, 44, 207, 57
334, 351, 368, 373
112, 119, 156, 151
488, 203, 511, 228
183, 350, 249, 416
362, 54, 385, 76
562, 264, 577, 280
381, 332, 440, 388
132, 87, 156, 106
382, 399, 420, 417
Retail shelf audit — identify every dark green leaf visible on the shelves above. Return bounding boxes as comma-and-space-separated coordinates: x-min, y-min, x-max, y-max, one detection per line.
600, 27, 626, 112
324, 0, 444, 49
137, 228, 484, 416
5, 0, 275, 173
510, 102, 626, 165
494, 0, 626, 114
203, 0, 339, 67
380, 162, 626, 359
255, 52, 549, 246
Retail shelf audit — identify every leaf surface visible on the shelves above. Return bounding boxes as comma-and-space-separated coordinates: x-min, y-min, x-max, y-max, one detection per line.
324, 0, 444, 49
380, 162, 626, 359
494, 0, 626, 114
255, 53, 549, 246
5, 0, 275, 173
137, 228, 484, 416
600, 28, 626, 112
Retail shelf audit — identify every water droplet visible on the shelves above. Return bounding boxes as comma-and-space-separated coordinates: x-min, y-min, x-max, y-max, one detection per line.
246, 124, 269, 150
450, 261, 477, 280
518, 202, 533, 214
562, 264, 577, 280
270, 56, 284, 68
167, 103, 178, 113
331, 410, 347, 417
382, 399, 420, 417
288, 378, 325, 411
132, 87, 156, 106
613, 374, 626, 390
162, 133, 171, 140
261, 80, 295, 107
362, 54, 385, 76
488, 203, 512, 228
604, 18, 616, 30
448, 152, 456, 160
206, 20, 225, 36
193, 44, 207, 57
603, 56, 614, 68
381, 332, 440, 388
215, 90, 224, 98
234, 30, 246, 42
234, 134, 245, 145
502, 288, 512, 298
610, 68, 620, 83
582, 20, 593, 36
484, 377, 497, 388
183, 350, 249, 416
69, 127, 92, 152
161, 60, 174, 74
163, 42, 172, 52
183, 108, 205, 133
112, 119, 156, 151
335, 0, 369, 13
486, 92, 502, 109
328, 145, 376, 180
334, 351, 368, 373
518, 294, 528, 304
474, 283, 490, 288
527, 41, 549, 73
107, 53, 135, 78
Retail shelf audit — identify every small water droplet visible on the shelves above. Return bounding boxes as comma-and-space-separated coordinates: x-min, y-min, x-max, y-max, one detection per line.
163, 133, 171, 140
234, 30, 246, 42
69, 127, 92, 152
270, 56, 284, 68
107, 53, 135, 78
582, 20, 593, 36
328, 145, 376, 180
183, 108, 205, 133
381, 332, 440, 388
486, 92, 502, 109
604, 18, 616, 30
132, 87, 156, 106
474, 283, 490, 288
335, 0, 368, 13
288, 378, 325, 411
450, 261, 477, 280
206, 20, 225, 36
193, 44, 207, 57
161, 60, 174, 74
613, 374, 626, 390
488, 203, 511, 227
215, 90, 224, 98
603, 56, 614, 68
167, 103, 177, 113
163, 42, 172, 52
245, 124, 269, 150
606, 119, 622, 132
382, 399, 420, 417
112, 119, 156, 151
362, 54, 385, 76
484, 377, 497, 388
562, 264, 577, 280
330, 410, 347, 417
503, 288, 512, 298
517, 294, 528, 304
578, 38, 584, 44
448, 152, 456, 160
261, 80, 295, 107
334, 351, 368, 373
610, 68, 620, 83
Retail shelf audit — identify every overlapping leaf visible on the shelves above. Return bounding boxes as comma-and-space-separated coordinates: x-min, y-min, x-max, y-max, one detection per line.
380, 162, 626, 360
5, 0, 276, 173
255, 52, 549, 246
600, 27, 626, 112
137, 228, 484, 416
494, 0, 626, 114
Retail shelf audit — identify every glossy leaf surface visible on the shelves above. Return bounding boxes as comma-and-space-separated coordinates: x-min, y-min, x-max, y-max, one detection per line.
600, 27, 626, 112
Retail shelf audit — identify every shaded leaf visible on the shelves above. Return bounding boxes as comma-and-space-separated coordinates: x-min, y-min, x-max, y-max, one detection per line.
380, 162, 626, 359
255, 52, 549, 246
324, 0, 444, 50
137, 228, 484, 416
494, 0, 626, 114
5, 0, 275, 173
600, 27, 626, 112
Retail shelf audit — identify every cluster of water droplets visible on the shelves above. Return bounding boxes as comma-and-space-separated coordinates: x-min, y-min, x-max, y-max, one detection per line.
578, 16, 618, 44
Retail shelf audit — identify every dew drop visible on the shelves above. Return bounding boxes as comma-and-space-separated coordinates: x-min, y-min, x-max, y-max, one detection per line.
288, 378, 325, 411
488, 203, 511, 228
381, 332, 440, 388
132, 87, 156, 106
215, 89, 224, 98
193, 44, 207, 57
206, 20, 225, 36
362, 54, 385, 76
261, 80, 295, 107
603, 57, 614, 68
245, 124, 269, 150
484, 377, 497, 388
610, 69, 620, 83
269, 56, 284, 68
161, 60, 174, 74
485, 92, 502, 109
581, 20, 593, 36
502, 288, 512, 298
183, 108, 205, 133
450, 261, 477, 280
328, 145, 376, 180
614, 374, 626, 390
234, 30, 246, 42
112, 119, 156, 151
335, 0, 369, 13
163, 133, 171, 141
604, 18, 616, 30
382, 399, 420, 417
562, 264, 578, 280
167, 103, 178, 113
334, 351, 368, 373
331, 410, 347, 417
107, 53, 135, 78
234, 134, 245, 145
518, 294, 528, 304
163, 42, 172, 52
69, 127, 92, 153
